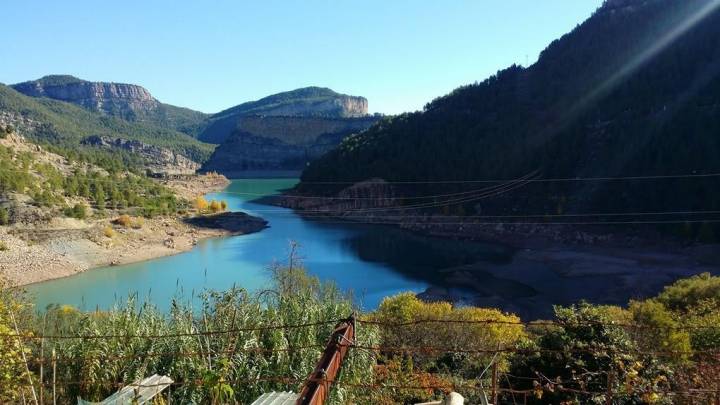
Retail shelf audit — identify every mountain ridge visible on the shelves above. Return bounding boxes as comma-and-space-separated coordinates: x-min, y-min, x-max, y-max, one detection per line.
11, 75, 209, 136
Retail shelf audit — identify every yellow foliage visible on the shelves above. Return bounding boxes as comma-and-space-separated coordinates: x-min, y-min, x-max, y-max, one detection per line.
374, 293, 526, 359
194, 196, 209, 213
209, 200, 222, 213
115, 214, 132, 227
220, 200, 228, 211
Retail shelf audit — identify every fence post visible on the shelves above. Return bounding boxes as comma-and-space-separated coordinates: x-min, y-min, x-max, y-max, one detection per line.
606, 372, 613, 405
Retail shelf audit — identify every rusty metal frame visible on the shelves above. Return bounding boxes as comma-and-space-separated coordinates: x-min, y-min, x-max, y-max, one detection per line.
296, 315, 355, 405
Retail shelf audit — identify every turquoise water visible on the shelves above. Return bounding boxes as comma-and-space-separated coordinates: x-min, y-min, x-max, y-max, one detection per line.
27, 179, 436, 311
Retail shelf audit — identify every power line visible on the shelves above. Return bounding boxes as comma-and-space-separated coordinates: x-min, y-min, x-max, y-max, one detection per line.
2, 319, 342, 340
293, 171, 720, 185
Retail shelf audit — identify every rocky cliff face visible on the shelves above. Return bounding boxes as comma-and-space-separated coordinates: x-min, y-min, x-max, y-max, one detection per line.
82, 135, 200, 175
198, 87, 373, 144
12, 76, 159, 120
245, 94, 368, 118
10, 76, 208, 136
201, 115, 379, 175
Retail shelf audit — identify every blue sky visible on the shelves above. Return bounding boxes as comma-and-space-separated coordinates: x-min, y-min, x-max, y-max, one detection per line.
1, 1, 603, 114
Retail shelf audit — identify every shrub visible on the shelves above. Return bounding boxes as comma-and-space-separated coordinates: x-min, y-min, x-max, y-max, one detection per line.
64, 203, 87, 220
209, 200, 222, 213
114, 214, 132, 227
0, 241, 7, 251
194, 196, 209, 213
103, 225, 115, 238
130, 217, 144, 229
220, 200, 228, 211
656, 272, 720, 313
0, 208, 9, 225
629, 299, 691, 362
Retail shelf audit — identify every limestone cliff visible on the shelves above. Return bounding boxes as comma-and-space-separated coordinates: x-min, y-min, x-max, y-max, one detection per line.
199, 87, 371, 144
12, 76, 158, 117
11, 76, 208, 135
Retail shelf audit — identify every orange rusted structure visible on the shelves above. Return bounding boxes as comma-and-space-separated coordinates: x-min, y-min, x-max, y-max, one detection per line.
296, 315, 355, 405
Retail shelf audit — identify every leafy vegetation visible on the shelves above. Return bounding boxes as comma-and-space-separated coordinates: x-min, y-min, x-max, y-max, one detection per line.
4, 264, 720, 404
193, 196, 228, 215
0, 140, 182, 223
6, 264, 378, 404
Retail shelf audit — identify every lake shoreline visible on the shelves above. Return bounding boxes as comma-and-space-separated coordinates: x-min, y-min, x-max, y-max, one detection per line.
3, 176, 269, 288
265, 193, 720, 318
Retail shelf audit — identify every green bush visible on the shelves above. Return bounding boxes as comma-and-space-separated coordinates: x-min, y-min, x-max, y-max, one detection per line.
64, 203, 87, 219
0, 208, 8, 225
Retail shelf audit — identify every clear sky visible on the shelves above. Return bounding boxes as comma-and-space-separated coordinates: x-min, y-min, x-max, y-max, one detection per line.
1, 1, 603, 115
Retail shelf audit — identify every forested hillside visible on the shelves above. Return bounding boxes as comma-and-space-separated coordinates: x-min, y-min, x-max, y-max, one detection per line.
299, 0, 720, 237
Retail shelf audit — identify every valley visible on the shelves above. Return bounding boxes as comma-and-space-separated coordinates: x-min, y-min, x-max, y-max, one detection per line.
4, 0, 720, 402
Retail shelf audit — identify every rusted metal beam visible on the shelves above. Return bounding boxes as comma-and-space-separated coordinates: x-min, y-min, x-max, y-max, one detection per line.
296, 315, 355, 405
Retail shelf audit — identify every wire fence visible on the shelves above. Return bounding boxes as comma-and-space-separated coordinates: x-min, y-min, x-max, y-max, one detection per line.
7, 315, 720, 403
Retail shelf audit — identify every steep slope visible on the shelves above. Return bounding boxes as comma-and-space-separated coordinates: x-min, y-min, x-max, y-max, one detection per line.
198, 87, 369, 144
201, 115, 380, 175
299, 0, 720, 237
0, 83, 214, 163
12, 75, 209, 136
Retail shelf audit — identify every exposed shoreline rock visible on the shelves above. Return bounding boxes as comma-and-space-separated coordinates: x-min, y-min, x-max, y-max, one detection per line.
184, 212, 268, 234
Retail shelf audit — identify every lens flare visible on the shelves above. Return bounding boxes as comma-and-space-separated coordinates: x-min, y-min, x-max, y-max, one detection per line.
574, 0, 720, 115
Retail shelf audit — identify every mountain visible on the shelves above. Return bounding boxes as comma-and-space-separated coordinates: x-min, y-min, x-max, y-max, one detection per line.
198, 87, 369, 144
298, 0, 720, 238
11, 75, 208, 136
0, 83, 214, 164
200, 87, 380, 174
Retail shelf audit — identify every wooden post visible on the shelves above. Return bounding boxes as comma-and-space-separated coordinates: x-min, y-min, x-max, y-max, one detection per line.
606, 372, 613, 405
296, 316, 355, 405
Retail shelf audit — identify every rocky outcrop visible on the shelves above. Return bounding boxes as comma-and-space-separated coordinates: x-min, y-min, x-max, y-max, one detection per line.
242, 93, 368, 118
199, 87, 374, 144
82, 135, 200, 175
12, 76, 159, 119
10, 76, 208, 136
184, 212, 268, 234
201, 115, 379, 175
